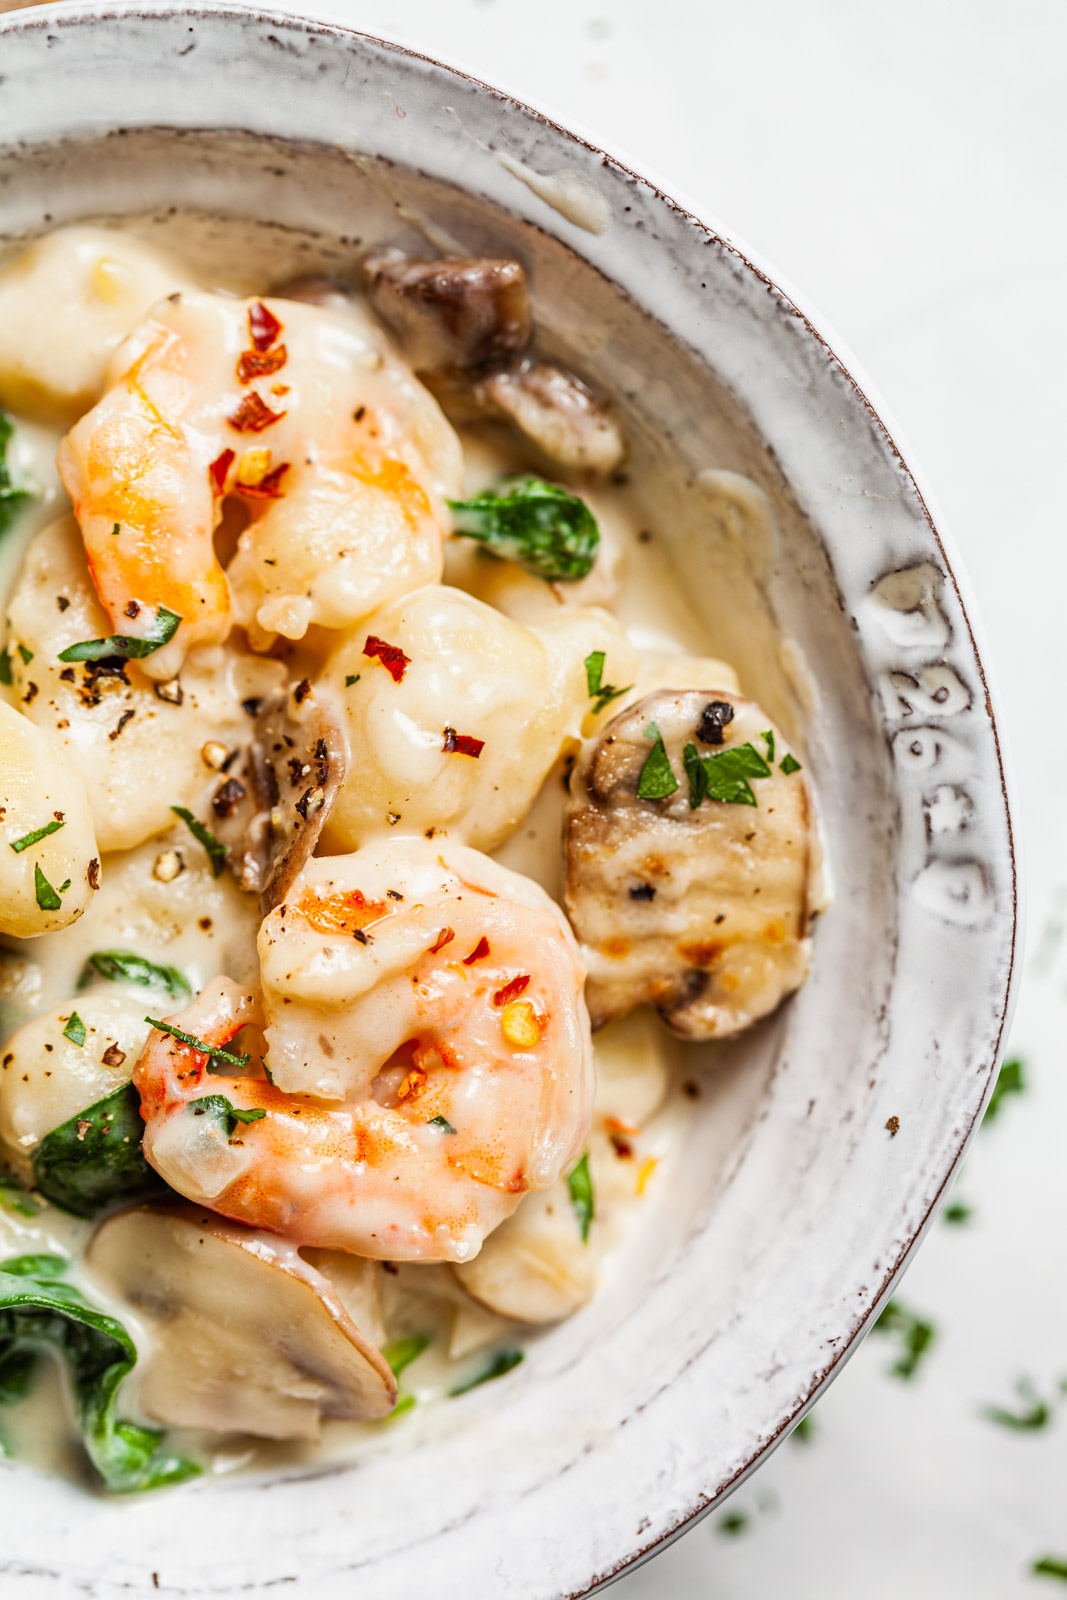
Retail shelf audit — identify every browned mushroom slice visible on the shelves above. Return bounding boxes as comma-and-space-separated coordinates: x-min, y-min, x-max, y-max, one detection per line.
478, 362, 624, 475
564, 688, 815, 1038
211, 681, 348, 913
87, 1204, 397, 1439
363, 251, 532, 374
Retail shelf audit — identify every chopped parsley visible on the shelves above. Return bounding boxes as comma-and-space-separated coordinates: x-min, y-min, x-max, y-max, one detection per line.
0, 650, 10, 686
566, 1151, 594, 1243
448, 1347, 524, 1397
58, 605, 182, 664
427, 1114, 457, 1134
684, 739, 771, 809
0, 412, 33, 540
717, 1511, 749, 1538
636, 722, 678, 800
188, 1094, 266, 1138
449, 476, 599, 582
791, 1413, 817, 1444
981, 1377, 1052, 1431
943, 1200, 973, 1226
33, 863, 64, 911
145, 1017, 250, 1071
1033, 1558, 1067, 1583
344, 673, 361, 687
82, 950, 190, 1001
761, 728, 775, 763
983, 1056, 1025, 1125
170, 806, 227, 878
0, 1179, 41, 1219
61, 1012, 86, 1048
779, 752, 802, 775
9, 816, 64, 854
16, 644, 32, 665
382, 1333, 430, 1378
583, 650, 631, 716
873, 1299, 936, 1380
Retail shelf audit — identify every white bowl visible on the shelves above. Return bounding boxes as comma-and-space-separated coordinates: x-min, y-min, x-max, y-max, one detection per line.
0, 6, 1018, 1596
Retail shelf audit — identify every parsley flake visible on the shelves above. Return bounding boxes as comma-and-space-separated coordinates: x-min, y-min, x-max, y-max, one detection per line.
345, 673, 361, 687
566, 1151, 594, 1242
684, 739, 770, 809
145, 1017, 250, 1071
33, 863, 64, 911
779, 752, 802, 775
583, 650, 631, 716
382, 1333, 430, 1377
761, 728, 775, 763
943, 1200, 973, 1225
58, 605, 182, 664
449, 476, 599, 582
427, 1114, 457, 1134
188, 1094, 266, 1138
62, 1012, 86, 1048
981, 1377, 1052, 1431
16, 643, 32, 665
983, 1056, 1025, 1126
873, 1299, 936, 1380
82, 950, 191, 1001
448, 1347, 524, 1397
9, 816, 64, 854
1033, 1557, 1067, 1583
170, 806, 226, 878
0, 650, 10, 686
637, 724, 678, 800
0, 412, 34, 539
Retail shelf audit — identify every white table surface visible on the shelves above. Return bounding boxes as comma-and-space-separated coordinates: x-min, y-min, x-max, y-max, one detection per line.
288, 1, 1064, 1593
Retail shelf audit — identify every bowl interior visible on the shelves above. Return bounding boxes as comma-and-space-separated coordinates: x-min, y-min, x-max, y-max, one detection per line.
0, 11, 1015, 1598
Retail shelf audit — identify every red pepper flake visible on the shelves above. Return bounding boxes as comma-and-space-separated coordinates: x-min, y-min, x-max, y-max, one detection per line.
363, 635, 410, 683
237, 345, 287, 384
493, 974, 531, 1007
239, 462, 290, 500
229, 392, 285, 433
430, 927, 455, 955
609, 1132, 634, 1159
249, 300, 282, 352
208, 449, 235, 494
442, 727, 485, 758
463, 937, 490, 964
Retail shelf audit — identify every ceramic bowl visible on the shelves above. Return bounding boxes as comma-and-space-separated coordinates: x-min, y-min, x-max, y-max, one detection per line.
0, 6, 1017, 1596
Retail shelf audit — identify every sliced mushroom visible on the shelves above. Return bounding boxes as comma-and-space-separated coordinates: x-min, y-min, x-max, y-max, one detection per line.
211, 681, 348, 913
88, 1204, 396, 1439
452, 1179, 596, 1325
361, 250, 623, 474
564, 688, 816, 1037
363, 251, 531, 375
477, 362, 624, 474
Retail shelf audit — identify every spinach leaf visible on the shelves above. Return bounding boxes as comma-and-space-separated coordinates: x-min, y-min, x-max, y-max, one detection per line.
31, 1083, 166, 1220
448, 476, 599, 582
58, 605, 182, 664
0, 1253, 199, 1492
81, 949, 191, 1002
0, 412, 33, 540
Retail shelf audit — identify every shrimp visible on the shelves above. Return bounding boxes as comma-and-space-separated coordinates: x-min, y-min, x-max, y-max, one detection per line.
58, 291, 461, 678
133, 839, 594, 1263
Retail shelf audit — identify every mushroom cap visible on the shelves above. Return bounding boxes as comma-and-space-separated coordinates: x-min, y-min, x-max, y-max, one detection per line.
452, 1178, 596, 1325
87, 1204, 396, 1439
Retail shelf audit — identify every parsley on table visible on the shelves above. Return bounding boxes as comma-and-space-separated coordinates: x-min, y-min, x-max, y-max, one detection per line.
1033, 1557, 1067, 1583
449, 476, 599, 582
170, 806, 227, 878
566, 1152, 594, 1243
873, 1299, 936, 1380
983, 1056, 1025, 1125
58, 605, 182, 664
981, 1377, 1052, 1431
943, 1200, 973, 1225
637, 723, 678, 800
717, 1511, 749, 1538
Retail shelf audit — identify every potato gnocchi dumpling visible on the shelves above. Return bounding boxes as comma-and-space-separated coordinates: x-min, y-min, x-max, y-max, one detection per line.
5, 516, 283, 850
0, 699, 98, 938
0, 227, 196, 422
322, 584, 637, 851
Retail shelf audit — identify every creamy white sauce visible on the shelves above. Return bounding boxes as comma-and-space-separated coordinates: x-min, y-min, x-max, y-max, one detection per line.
0, 213, 810, 1486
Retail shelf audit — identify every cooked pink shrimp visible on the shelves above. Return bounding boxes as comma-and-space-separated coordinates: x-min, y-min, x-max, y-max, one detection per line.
134, 839, 593, 1262
58, 291, 460, 678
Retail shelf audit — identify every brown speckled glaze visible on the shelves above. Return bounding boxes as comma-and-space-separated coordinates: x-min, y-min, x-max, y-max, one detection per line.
0, 7, 1017, 1598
